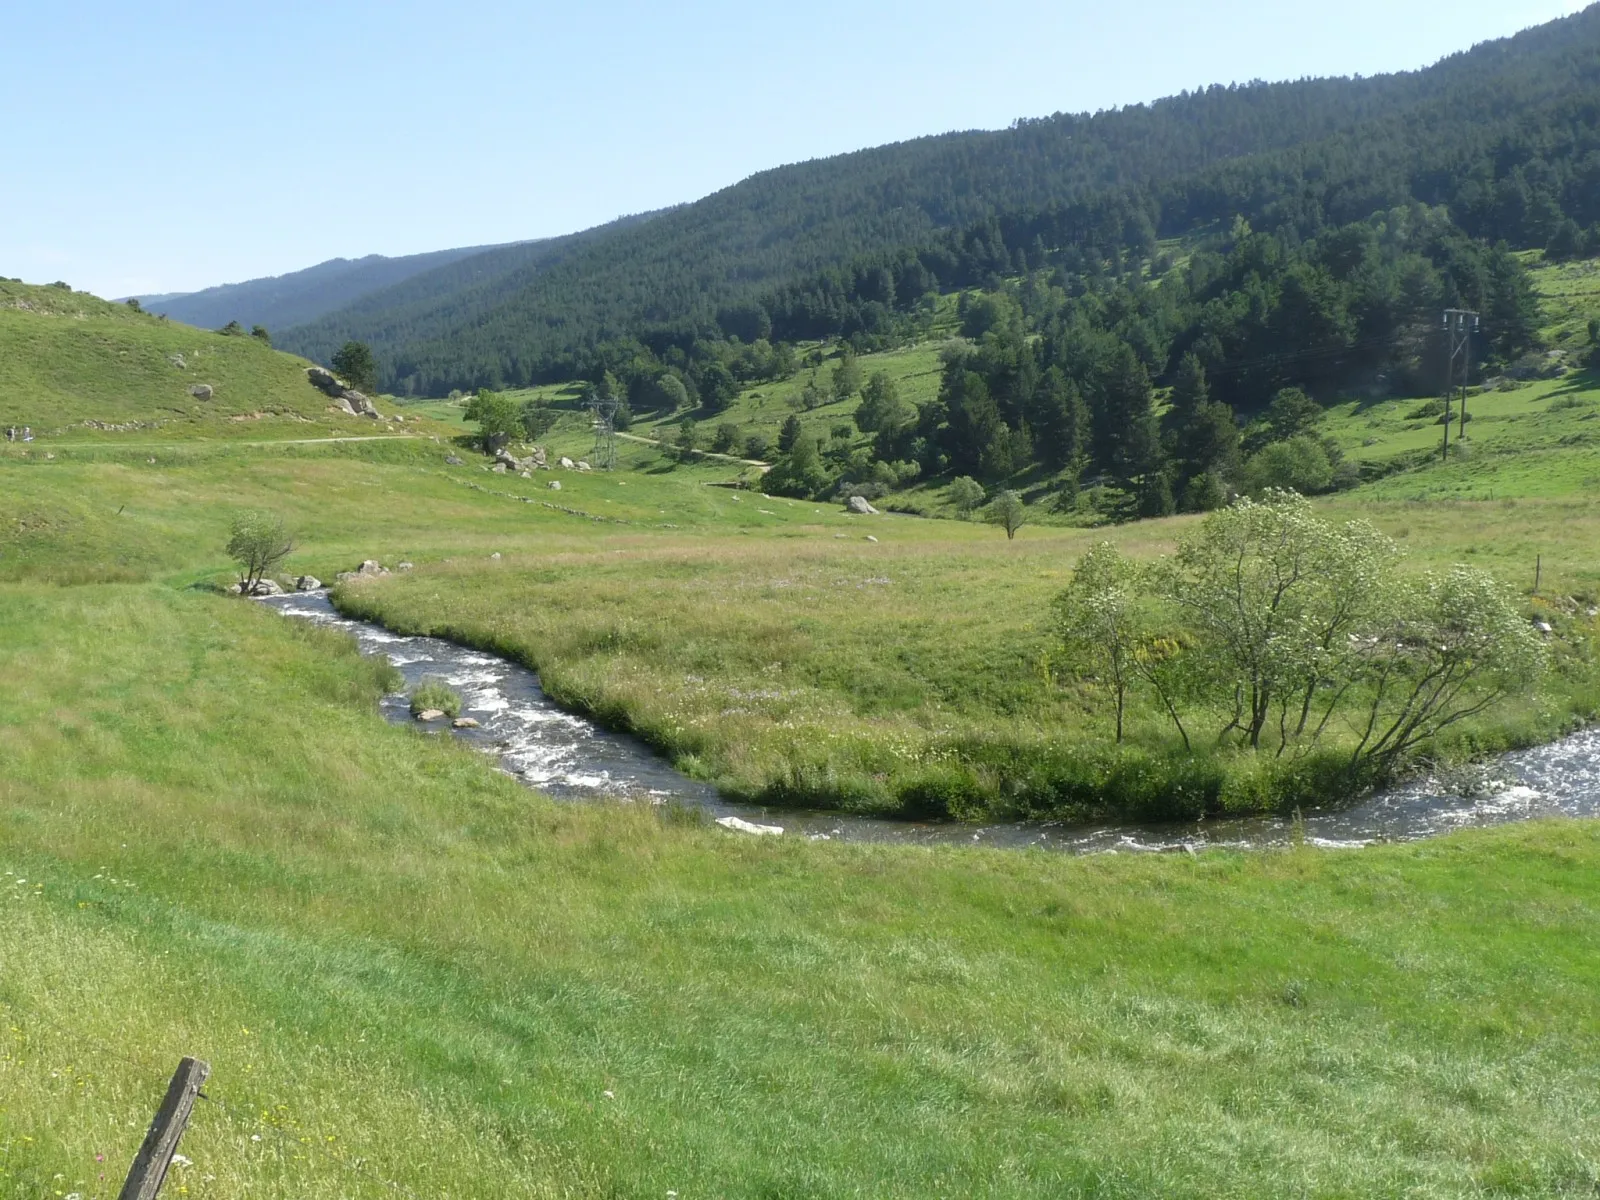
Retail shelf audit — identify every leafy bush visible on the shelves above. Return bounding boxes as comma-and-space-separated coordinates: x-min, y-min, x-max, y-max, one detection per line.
1239, 436, 1334, 495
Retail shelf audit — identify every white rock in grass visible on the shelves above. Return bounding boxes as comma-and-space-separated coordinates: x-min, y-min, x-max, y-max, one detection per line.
716, 816, 783, 837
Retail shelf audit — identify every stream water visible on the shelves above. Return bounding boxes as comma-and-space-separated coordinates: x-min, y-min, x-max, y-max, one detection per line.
263, 590, 1600, 853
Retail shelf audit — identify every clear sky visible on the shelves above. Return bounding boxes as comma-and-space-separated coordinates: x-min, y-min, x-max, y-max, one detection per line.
2, 0, 1591, 299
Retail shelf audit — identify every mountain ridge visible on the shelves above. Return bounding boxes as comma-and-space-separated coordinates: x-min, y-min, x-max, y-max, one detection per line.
256, 7, 1600, 391
130, 242, 522, 333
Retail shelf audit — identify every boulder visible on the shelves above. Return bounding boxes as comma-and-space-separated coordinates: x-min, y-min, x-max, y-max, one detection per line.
397, 561, 414, 572
294, 575, 322, 592
529, 446, 547, 468
847, 495, 879, 515
416, 709, 446, 722
306, 366, 345, 396
492, 461, 508, 473
494, 447, 521, 468
229, 578, 283, 596
357, 559, 389, 577
167, 353, 187, 369
559, 456, 576, 469
715, 816, 784, 837
865, 535, 879, 543
576, 460, 591, 471
188, 383, 214, 400
520, 470, 532, 479
445, 454, 463, 465
548, 480, 562, 491
453, 717, 480, 729
490, 552, 502, 560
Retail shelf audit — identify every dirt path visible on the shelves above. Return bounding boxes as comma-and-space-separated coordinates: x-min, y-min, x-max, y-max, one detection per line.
615, 430, 770, 468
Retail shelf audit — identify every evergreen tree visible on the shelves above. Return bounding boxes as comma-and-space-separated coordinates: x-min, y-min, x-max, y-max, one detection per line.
778, 414, 804, 454
1167, 353, 1209, 428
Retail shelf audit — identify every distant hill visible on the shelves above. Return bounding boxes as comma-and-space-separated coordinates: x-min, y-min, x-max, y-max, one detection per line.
131, 243, 517, 334
274, 6, 1600, 395
0, 279, 373, 433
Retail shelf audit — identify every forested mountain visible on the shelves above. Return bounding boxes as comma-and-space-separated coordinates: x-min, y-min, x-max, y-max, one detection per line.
132, 243, 516, 334
279, 211, 664, 376
277, 5, 1600, 395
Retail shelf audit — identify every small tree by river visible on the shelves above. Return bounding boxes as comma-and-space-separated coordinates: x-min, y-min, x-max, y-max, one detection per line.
227, 510, 293, 595
1054, 491, 1546, 779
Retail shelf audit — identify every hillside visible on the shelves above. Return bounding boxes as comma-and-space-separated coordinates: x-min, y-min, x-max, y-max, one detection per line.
276, 6, 1600, 394
131, 243, 516, 334
0, 279, 395, 435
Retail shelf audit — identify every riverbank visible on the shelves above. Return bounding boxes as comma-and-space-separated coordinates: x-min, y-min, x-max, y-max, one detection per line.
8, 579, 1600, 1197
332, 492, 1600, 824
284, 587, 1600, 852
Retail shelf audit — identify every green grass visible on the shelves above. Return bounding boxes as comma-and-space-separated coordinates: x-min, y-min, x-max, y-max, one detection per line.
0, 278, 436, 441
336, 492, 1600, 820
4, 257, 1600, 1196
7, 583, 1600, 1198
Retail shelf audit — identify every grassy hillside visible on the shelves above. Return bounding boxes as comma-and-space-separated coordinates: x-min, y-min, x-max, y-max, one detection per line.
0, 280, 410, 437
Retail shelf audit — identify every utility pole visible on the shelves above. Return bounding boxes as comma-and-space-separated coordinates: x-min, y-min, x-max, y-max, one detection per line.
1442, 308, 1479, 460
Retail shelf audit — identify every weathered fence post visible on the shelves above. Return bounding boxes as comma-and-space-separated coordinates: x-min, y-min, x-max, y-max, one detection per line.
118, 1057, 210, 1200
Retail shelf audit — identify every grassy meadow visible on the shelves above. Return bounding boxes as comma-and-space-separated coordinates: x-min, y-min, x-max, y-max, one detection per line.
2, 255, 1600, 1195
7, 583, 1600, 1198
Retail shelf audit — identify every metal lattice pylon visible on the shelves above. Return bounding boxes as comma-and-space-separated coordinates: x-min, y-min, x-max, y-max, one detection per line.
588, 396, 618, 470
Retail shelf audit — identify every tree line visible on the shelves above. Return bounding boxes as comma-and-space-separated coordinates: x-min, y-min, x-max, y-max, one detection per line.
759, 207, 1539, 517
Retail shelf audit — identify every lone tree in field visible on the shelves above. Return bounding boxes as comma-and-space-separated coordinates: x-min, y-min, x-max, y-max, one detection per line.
464, 388, 520, 452
985, 490, 1027, 539
227, 511, 293, 595
675, 417, 700, 461
332, 340, 379, 393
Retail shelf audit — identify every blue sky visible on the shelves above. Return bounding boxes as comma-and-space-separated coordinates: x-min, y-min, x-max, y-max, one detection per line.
1, 0, 1591, 299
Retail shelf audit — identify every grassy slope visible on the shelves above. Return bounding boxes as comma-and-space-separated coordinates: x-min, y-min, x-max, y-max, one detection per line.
6, 582, 1600, 1198
0, 279, 412, 437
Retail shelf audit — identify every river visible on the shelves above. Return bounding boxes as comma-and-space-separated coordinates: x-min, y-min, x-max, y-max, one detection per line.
262, 590, 1600, 853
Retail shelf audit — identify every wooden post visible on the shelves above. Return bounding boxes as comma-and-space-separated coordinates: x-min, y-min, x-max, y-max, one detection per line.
118, 1057, 210, 1200
1535, 555, 1542, 595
